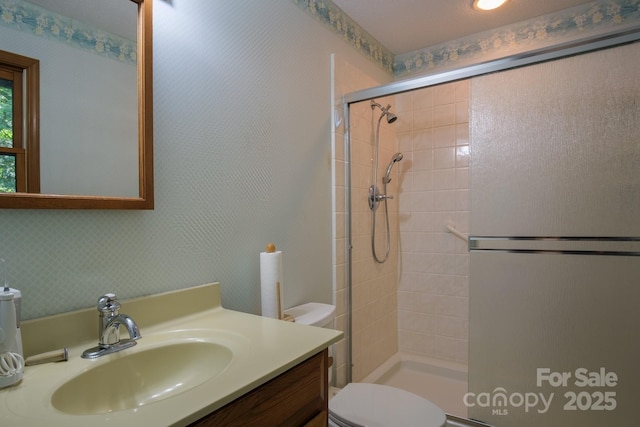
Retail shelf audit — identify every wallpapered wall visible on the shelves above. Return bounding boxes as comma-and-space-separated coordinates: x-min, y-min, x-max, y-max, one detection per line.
1, 0, 638, 320
0, 0, 388, 319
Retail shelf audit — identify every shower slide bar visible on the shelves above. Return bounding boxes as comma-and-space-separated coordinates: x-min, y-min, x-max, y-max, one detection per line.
447, 224, 469, 242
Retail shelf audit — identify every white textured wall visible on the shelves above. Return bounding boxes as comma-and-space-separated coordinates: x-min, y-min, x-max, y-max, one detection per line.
0, 0, 387, 320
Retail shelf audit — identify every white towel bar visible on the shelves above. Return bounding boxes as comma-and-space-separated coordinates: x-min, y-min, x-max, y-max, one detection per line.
446, 224, 469, 242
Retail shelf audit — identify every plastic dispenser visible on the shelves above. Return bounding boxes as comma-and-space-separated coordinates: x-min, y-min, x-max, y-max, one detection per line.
0, 259, 23, 389
0, 290, 24, 388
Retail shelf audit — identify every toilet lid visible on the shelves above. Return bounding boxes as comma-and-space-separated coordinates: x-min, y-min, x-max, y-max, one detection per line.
329, 383, 446, 427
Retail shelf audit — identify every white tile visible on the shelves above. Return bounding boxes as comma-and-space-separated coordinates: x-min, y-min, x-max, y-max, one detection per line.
434, 335, 466, 362
412, 87, 434, 109
413, 128, 433, 151
433, 125, 456, 148
395, 113, 413, 133
434, 82, 456, 106
456, 145, 470, 167
413, 107, 433, 130
414, 232, 436, 253
432, 168, 457, 190
455, 168, 469, 190
435, 315, 469, 339
398, 131, 413, 153
455, 101, 469, 124
455, 189, 469, 210
433, 295, 469, 318
413, 149, 434, 171
413, 191, 434, 212
455, 79, 470, 102
455, 254, 469, 276
431, 253, 457, 274
413, 170, 433, 191
433, 104, 456, 127
399, 310, 434, 333
433, 147, 456, 169
432, 232, 456, 254
395, 91, 413, 113
399, 331, 435, 355
456, 123, 469, 146
411, 212, 434, 232
433, 190, 456, 211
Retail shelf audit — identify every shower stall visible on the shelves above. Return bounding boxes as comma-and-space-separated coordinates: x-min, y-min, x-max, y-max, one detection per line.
333, 28, 640, 425
340, 95, 402, 382
336, 80, 471, 416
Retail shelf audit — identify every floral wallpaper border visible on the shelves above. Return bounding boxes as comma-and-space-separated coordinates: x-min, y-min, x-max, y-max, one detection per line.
4, 1, 638, 75
394, 0, 640, 77
293, 0, 640, 78
0, 0, 136, 65
290, 0, 395, 74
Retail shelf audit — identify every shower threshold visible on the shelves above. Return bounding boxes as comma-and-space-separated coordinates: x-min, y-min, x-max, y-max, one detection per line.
446, 414, 495, 427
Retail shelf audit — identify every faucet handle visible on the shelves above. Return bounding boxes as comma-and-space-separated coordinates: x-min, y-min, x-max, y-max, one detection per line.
97, 293, 120, 315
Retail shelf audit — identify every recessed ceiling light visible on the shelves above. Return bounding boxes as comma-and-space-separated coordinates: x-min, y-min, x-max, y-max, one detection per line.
473, 0, 509, 11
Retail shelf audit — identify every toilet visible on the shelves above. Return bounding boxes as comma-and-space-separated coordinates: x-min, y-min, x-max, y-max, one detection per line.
283, 303, 447, 427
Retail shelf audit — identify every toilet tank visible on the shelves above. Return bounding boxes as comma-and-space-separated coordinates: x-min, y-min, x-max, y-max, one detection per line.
283, 303, 335, 328
284, 302, 337, 385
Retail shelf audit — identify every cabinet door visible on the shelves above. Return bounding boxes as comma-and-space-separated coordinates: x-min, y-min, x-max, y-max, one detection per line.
190, 349, 328, 427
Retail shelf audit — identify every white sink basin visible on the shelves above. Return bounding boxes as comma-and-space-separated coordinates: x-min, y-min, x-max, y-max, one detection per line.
51, 339, 233, 415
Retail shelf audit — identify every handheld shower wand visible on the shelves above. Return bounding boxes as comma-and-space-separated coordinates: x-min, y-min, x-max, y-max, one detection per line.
383, 152, 404, 184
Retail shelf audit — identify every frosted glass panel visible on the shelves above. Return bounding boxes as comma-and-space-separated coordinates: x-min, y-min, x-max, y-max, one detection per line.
469, 252, 640, 427
470, 41, 640, 237
469, 42, 640, 427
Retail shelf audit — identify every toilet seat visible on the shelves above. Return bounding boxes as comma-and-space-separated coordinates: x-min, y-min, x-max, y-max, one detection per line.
329, 383, 446, 427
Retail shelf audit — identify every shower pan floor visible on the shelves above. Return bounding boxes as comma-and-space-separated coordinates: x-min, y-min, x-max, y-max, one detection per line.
362, 352, 469, 418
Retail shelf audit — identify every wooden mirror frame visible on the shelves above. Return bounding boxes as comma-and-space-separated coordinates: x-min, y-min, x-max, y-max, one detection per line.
0, 0, 153, 209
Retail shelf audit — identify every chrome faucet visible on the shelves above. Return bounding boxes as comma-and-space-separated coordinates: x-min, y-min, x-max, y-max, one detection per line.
81, 293, 141, 359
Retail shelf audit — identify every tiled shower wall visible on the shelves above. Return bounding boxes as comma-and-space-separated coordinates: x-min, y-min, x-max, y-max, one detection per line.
332, 66, 470, 385
348, 94, 400, 382
332, 56, 397, 386
395, 80, 470, 365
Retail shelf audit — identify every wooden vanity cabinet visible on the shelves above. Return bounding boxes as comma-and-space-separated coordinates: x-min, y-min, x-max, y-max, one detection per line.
189, 349, 329, 427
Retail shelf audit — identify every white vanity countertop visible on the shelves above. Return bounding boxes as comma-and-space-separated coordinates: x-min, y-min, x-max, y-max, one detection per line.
0, 283, 342, 426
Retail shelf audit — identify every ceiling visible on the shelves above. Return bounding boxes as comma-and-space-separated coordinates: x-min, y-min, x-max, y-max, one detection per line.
331, 0, 596, 54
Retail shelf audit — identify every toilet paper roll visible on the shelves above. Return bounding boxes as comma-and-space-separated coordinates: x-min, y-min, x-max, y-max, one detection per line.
260, 250, 283, 319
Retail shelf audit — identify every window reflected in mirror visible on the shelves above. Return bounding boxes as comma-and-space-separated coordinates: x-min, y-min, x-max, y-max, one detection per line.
0, 73, 19, 192
0, 51, 38, 194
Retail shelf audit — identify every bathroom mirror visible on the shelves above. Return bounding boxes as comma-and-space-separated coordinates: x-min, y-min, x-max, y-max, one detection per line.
0, 0, 153, 209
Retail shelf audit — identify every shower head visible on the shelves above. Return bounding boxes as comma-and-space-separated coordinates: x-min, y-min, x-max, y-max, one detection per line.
383, 152, 403, 184
386, 112, 398, 123
371, 100, 398, 124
